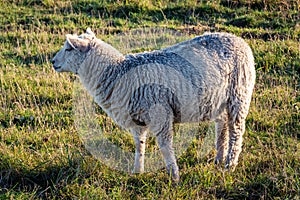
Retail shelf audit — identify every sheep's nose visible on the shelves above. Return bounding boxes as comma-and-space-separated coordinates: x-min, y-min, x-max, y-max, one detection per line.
51, 59, 55, 64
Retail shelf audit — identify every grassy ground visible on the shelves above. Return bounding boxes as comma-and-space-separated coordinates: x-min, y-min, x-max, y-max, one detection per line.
0, 0, 299, 199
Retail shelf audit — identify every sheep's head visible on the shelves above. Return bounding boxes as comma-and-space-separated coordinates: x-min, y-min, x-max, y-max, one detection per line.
51, 28, 95, 74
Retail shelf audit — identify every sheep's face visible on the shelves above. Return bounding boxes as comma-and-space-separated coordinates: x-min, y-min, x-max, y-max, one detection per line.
51, 28, 95, 74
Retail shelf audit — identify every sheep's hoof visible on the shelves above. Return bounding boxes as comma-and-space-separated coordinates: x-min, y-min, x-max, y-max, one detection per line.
214, 158, 224, 165
131, 168, 144, 174
214, 153, 227, 165
225, 162, 237, 172
171, 173, 180, 183
167, 164, 180, 183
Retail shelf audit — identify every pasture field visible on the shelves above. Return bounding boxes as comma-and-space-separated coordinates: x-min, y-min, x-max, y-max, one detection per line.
0, 0, 299, 199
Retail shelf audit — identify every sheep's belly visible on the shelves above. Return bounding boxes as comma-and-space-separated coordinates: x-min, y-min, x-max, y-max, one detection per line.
175, 96, 227, 123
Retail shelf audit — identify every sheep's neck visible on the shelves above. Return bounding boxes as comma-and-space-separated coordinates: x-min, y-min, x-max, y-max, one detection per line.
77, 43, 125, 100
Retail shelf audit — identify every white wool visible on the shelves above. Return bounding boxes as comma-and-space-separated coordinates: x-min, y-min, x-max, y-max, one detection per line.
52, 29, 256, 182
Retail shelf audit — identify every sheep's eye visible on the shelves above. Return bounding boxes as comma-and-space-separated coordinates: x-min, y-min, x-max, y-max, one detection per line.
65, 47, 73, 52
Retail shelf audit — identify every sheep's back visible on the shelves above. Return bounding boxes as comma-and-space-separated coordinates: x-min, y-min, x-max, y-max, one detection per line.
94, 32, 254, 129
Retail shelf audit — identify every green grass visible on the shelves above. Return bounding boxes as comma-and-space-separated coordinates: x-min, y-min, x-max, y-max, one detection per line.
0, 0, 299, 199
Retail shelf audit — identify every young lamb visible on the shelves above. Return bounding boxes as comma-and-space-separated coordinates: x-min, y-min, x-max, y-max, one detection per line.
51, 28, 255, 182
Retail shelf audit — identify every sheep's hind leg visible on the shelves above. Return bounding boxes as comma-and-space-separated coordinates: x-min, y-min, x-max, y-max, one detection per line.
214, 110, 229, 165
226, 112, 247, 171
131, 128, 148, 173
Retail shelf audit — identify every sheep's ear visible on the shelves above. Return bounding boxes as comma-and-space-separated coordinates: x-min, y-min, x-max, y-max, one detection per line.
86, 28, 95, 37
66, 34, 90, 53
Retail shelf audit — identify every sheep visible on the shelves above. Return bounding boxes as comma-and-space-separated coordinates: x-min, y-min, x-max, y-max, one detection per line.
51, 28, 256, 182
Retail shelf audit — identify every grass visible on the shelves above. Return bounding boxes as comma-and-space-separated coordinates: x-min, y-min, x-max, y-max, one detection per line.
0, 0, 299, 199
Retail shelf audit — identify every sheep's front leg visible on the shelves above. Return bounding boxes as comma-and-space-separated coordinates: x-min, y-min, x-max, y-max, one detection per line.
158, 137, 179, 182
132, 128, 147, 173
156, 125, 179, 182
147, 103, 179, 181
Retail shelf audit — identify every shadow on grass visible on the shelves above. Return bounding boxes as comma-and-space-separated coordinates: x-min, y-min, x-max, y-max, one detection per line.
70, 2, 233, 25
67, 1, 298, 32
215, 169, 298, 199
0, 151, 298, 198
0, 155, 77, 197
214, 177, 280, 199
